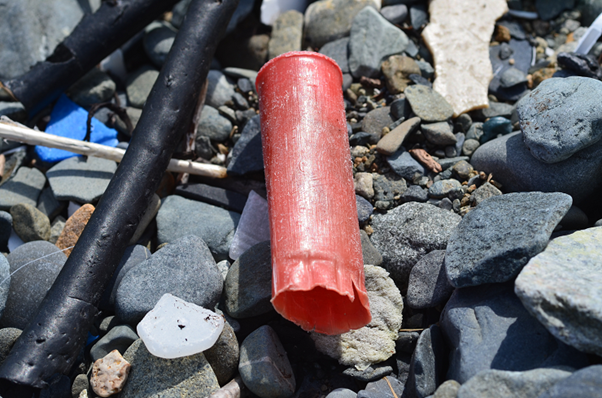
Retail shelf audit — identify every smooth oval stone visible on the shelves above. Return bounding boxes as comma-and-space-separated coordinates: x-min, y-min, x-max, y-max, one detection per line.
404, 82, 453, 122
538, 365, 602, 398
10, 203, 50, 243
407, 250, 454, 309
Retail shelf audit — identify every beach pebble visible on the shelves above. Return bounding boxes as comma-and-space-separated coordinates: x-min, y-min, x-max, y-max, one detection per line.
268, 10, 304, 60
355, 172, 374, 199
126, 65, 159, 108
119, 338, 220, 397
206, 71, 236, 109
55, 203, 94, 256
156, 195, 240, 260
387, 147, 426, 180
428, 179, 462, 199
0, 256, 9, 318
376, 117, 421, 155
361, 230, 383, 267
349, 7, 409, 78
1, 241, 67, 329
319, 37, 351, 73
404, 325, 447, 398
515, 227, 602, 356
370, 202, 461, 288
36, 187, 64, 221
239, 325, 296, 398
204, 321, 240, 386
327, 388, 357, 398
381, 54, 420, 94
380, 5, 407, 24
225, 241, 273, 318
433, 380, 460, 398
469, 182, 502, 206
446, 192, 571, 288
90, 350, 131, 398
456, 368, 572, 398
46, 156, 117, 203
9, 203, 50, 243
0, 167, 46, 211
0, 327, 21, 365
406, 250, 454, 309
174, 183, 247, 213
0, 211, 11, 252
358, 376, 404, 398
441, 282, 587, 384
362, 107, 395, 138
227, 115, 264, 176
67, 68, 116, 109
356, 195, 374, 223
538, 365, 602, 398
404, 85, 454, 122
115, 235, 223, 325
90, 325, 139, 362
137, 293, 224, 359
143, 22, 176, 68
536, 0, 575, 20
196, 105, 233, 143
312, 265, 403, 369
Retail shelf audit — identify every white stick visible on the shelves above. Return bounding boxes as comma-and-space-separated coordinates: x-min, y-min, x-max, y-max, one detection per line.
0, 121, 228, 178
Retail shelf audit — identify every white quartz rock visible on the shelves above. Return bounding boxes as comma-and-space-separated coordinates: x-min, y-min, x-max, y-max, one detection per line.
228, 190, 270, 260
137, 293, 224, 359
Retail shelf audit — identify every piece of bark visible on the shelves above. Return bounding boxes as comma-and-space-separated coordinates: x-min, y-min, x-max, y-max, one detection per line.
1, 0, 180, 115
0, 0, 239, 392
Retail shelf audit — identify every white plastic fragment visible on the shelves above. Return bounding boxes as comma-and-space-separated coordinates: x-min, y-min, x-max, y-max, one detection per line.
506, 9, 539, 20
137, 293, 225, 359
260, 0, 309, 26
575, 12, 602, 55
228, 190, 270, 260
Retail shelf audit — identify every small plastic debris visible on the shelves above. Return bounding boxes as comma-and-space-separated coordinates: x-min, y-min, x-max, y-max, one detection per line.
90, 349, 131, 397
137, 293, 225, 359
228, 190, 270, 260
575, 12, 602, 55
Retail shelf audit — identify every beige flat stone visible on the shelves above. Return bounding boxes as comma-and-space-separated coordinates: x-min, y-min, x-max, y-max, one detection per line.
422, 0, 508, 117
90, 349, 131, 397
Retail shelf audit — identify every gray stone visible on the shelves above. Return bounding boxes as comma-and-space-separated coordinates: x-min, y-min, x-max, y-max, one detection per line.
370, 202, 461, 289
343, 362, 394, 382
410, 3, 428, 29
67, 68, 116, 109
0, 0, 85, 80
456, 368, 572, 398
357, 195, 373, 223
115, 235, 223, 325
405, 325, 448, 398
465, 122, 484, 141
0, 167, 46, 211
327, 388, 358, 398
227, 115, 263, 176
10, 203, 51, 242
320, 38, 350, 73
0, 211, 11, 252
372, 174, 406, 202
499, 67, 528, 88
156, 195, 240, 260
462, 139, 480, 156
126, 65, 159, 108
304, 0, 378, 48
558, 205, 589, 230
197, 105, 233, 143
437, 156, 470, 171
470, 182, 502, 206
440, 282, 588, 384
358, 376, 404, 398
120, 338, 220, 397
89, 324, 138, 362
362, 107, 395, 138
0, 102, 26, 121
71, 373, 88, 398
518, 77, 602, 164
0, 327, 20, 366
472, 101, 514, 121
433, 380, 460, 398
268, 10, 303, 60
376, 117, 420, 155
239, 325, 296, 398
417, 60, 435, 80
206, 70, 236, 109
471, 131, 602, 204
204, 322, 240, 386
1, 241, 67, 329
407, 250, 454, 309
446, 192, 571, 288
428, 179, 462, 199
36, 187, 64, 221
538, 365, 602, 398
387, 147, 426, 179
515, 227, 602, 356
535, 0, 575, 20
48, 216, 65, 245
360, 230, 383, 267
143, 22, 176, 68
355, 172, 374, 199
349, 7, 409, 78
45, 156, 116, 203
380, 5, 407, 24
224, 241, 273, 318
0, 256, 9, 319
400, 185, 429, 203
405, 85, 454, 122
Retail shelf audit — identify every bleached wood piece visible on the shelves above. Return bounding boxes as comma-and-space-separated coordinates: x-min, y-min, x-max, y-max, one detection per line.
0, 121, 227, 178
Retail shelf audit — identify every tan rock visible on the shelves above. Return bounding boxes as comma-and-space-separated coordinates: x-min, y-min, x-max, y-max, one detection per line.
381, 54, 421, 94
422, 0, 508, 117
90, 349, 131, 397
376, 116, 420, 155
55, 203, 95, 256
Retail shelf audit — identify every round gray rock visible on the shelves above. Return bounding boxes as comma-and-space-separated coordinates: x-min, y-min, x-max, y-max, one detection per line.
422, 122, 457, 146
10, 203, 51, 243
143, 22, 176, 68
115, 235, 223, 325
67, 68, 116, 108
518, 77, 602, 163
126, 65, 159, 108
204, 321, 240, 386
196, 105, 233, 143
206, 70, 236, 109
538, 365, 602, 398
445, 192, 572, 288
405, 85, 453, 122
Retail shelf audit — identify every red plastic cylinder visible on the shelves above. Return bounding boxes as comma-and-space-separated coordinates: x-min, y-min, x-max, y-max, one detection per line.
256, 51, 371, 335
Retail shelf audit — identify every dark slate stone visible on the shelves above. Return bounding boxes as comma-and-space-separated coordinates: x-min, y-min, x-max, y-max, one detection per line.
0, 256, 9, 319
99, 245, 151, 311
67, 68, 116, 109
409, 4, 428, 30
204, 321, 240, 385
1, 241, 67, 329
409, 73, 432, 88
372, 174, 407, 202
350, 132, 379, 146
370, 202, 461, 289
174, 183, 247, 213
404, 85, 453, 122
380, 5, 408, 24
489, 39, 533, 101
400, 185, 428, 203
404, 325, 447, 398
0, 211, 12, 253
538, 365, 602, 398
535, 0, 575, 21
356, 195, 374, 223
227, 115, 263, 176
362, 107, 395, 138
499, 67, 528, 88
206, 70, 236, 109
358, 376, 404, 398
327, 388, 358, 398
319, 37, 350, 73
390, 97, 411, 120
115, 235, 223, 325
387, 147, 426, 179
36, 187, 65, 221
517, 77, 602, 163
224, 241, 273, 319
343, 361, 395, 382
440, 282, 588, 384
445, 192, 571, 288
360, 230, 383, 267
407, 250, 454, 309
497, 20, 527, 40
466, 122, 484, 141
0, 167, 46, 211
143, 22, 176, 68
471, 101, 514, 121
436, 157, 469, 171
46, 156, 116, 203
471, 131, 602, 204
196, 105, 233, 143
89, 325, 139, 362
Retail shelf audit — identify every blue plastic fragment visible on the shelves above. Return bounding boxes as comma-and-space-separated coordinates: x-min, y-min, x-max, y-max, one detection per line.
35, 94, 119, 163
86, 332, 99, 347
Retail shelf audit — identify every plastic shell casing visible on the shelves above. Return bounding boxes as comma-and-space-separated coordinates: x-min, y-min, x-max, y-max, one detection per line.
256, 51, 371, 335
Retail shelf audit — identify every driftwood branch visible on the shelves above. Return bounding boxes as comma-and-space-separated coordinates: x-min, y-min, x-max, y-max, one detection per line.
0, 121, 227, 178
0, 0, 239, 392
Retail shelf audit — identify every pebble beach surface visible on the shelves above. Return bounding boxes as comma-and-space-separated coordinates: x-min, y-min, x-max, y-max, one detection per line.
2, 0, 602, 397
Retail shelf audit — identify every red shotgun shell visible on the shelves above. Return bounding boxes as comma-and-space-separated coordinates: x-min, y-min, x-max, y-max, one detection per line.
256, 51, 371, 335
